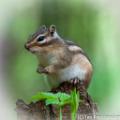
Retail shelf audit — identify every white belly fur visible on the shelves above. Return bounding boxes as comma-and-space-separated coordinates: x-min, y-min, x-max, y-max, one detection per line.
58, 64, 86, 82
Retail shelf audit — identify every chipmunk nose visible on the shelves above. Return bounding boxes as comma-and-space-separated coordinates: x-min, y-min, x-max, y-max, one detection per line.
24, 44, 29, 50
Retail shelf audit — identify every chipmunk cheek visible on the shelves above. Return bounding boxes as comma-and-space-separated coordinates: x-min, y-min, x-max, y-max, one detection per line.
29, 46, 40, 53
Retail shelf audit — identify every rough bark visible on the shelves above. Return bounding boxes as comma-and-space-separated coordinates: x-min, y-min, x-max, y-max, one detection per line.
16, 82, 98, 120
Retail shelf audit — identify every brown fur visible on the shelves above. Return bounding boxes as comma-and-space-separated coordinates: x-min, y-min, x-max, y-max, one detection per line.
25, 25, 93, 88
70, 53, 93, 88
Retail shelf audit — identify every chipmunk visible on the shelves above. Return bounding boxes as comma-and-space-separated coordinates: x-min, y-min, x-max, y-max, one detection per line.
25, 25, 93, 89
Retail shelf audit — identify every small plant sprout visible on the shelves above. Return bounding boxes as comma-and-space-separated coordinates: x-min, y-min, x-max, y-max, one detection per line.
31, 89, 80, 120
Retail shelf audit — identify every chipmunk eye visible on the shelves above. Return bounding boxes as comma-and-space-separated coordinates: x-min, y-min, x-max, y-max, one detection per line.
37, 36, 45, 42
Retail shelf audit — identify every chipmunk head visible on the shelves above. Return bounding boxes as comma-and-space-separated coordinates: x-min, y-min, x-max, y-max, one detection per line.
25, 25, 63, 54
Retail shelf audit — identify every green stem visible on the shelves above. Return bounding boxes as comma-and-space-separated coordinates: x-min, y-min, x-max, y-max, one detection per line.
71, 110, 76, 120
59, 106, 62, 120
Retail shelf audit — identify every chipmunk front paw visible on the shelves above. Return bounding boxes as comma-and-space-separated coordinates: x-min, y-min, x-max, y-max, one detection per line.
37, 65, 56, 74
70, 77, 81, 85
43, 65, 56, 74
36, 66, 49, 74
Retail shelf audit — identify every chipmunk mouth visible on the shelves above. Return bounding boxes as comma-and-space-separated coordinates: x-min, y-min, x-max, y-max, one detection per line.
29, 46, 40, 54
25, 41, 43, 54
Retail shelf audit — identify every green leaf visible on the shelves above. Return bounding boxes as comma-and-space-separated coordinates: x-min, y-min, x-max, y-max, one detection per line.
31, 92, 71, 106
55, 92, 71, 106
45, 92, 71, 106
31, 92, 57, 102
46, 99, 60, 106
56, 92, 71, 102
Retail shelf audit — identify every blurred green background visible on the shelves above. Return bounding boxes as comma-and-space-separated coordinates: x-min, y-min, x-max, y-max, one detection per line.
5, 0, 120, 113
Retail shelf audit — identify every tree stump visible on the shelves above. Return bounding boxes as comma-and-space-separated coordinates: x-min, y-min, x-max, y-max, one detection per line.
16, 82, 98, 120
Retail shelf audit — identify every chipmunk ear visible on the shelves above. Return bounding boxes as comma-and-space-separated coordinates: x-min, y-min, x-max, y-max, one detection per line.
49, 25, 56, 35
